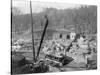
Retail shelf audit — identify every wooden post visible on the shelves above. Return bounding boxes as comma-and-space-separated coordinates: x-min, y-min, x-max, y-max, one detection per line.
30, 1, 36, 62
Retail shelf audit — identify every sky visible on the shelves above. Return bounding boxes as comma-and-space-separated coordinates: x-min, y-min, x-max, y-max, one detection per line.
12, 0, 81, 14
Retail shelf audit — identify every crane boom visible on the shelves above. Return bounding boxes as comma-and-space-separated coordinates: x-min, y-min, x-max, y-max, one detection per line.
36, 15, 49, 61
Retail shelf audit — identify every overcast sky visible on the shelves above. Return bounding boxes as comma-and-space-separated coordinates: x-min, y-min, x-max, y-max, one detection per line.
12, 0, 81, 14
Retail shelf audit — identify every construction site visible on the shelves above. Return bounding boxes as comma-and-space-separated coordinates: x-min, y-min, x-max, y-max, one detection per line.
11, 0, 97, 74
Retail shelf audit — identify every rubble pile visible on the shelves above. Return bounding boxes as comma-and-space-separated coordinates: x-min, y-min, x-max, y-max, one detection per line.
42, 39, 71, 57
11, 39, 33, 52
42, 33, 97, 69
11, 32, 97, 70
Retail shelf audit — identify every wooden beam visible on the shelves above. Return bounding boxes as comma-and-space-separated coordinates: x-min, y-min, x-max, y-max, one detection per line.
30, 1, 36, 62
36, 15, 49, 61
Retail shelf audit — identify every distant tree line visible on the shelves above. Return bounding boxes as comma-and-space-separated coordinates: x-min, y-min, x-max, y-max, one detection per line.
73, 6, 97, 34
12, 5, 97, 35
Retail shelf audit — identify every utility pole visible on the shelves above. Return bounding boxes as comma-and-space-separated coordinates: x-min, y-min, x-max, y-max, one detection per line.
30, 1, 36, 62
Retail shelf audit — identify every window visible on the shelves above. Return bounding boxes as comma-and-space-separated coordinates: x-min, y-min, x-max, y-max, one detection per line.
66, 34, 70, 39
59, 34, 62, 38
